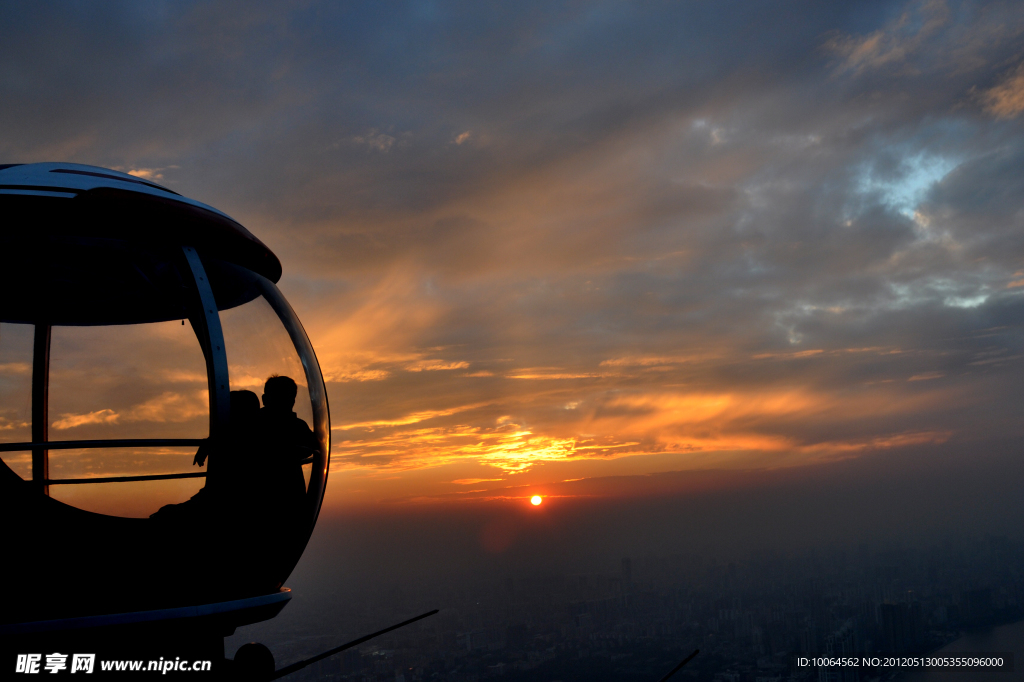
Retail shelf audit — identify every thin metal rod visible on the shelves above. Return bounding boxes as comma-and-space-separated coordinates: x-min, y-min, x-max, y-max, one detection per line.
31, 323, 51, 495
182, 246, 231, 444
656, 648, 699, 682
0, 438, 206, 453
271, 610, 439, 680
47, 471, 207, 485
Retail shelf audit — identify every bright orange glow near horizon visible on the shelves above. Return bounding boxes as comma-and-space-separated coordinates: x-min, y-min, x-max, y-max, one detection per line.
317, 342, 963, 507
530, 495, 542, 506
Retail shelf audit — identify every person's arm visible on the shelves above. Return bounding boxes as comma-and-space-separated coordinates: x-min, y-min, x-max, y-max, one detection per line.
290, 420, 321, 461
193, 442, 210, 467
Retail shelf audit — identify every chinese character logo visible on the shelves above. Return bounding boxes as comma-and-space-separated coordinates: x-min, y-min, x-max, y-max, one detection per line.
15, 654, 41, 674
44, 653, 68, 674
71, 654, 95, 674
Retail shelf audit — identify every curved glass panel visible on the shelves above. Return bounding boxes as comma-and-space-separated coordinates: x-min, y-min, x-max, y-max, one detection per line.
208, 259, 329, 503
49, 448, 205, 517
257, 277, 331, 526
208, 260, 330, 571
220, 296, 314, 437
170, 258, 331, 588
48, 321, 210, 442
0, 320, 211, 502
219, 292, 315, 494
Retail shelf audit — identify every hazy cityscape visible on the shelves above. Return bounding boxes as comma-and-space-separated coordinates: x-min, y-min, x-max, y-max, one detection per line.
232, 533, 1023, 682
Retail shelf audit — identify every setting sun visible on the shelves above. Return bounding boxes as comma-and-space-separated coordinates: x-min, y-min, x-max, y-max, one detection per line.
530, 495, 542, 506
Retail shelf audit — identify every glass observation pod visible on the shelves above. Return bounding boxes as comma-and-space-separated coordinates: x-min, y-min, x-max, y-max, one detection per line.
0, 163, 330, 640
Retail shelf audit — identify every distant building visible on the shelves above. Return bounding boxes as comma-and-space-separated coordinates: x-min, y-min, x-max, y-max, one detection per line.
962, 588, 993, 626
879, 602, 922, 653
819, 619, 859, 682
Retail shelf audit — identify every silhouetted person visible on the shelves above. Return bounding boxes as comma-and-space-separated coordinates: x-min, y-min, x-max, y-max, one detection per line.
148, 390, 265, 598
151, 390, 261, 522
248, 375, 318, 584
257, 375, 318, 508
197, 390, 261, 497
150, 379, 317, 595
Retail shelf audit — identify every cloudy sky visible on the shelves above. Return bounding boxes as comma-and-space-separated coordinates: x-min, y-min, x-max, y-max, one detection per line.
2, 0, 1024, 517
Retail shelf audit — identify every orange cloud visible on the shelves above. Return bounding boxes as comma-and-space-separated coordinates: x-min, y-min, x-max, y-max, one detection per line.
981, 63, 1024, 119
404, 360, 470, 372
333, 422, 579, 473
125, 390, 208, 423
599, 354, 714, 368
0, 362, 31, 375
336, 402, 491, 430
50, 391, 208, 430
506, 371, 604, 380
0, 417, 29, 431
52, 409, 120, 430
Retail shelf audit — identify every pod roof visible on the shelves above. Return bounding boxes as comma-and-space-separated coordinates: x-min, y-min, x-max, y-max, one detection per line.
0, 163, 281, 282
0, 163, 282, 325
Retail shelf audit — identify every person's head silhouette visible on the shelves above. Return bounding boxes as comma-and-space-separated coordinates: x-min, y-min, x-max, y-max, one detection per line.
262, 375, 298, 413
230, 390, 260, 423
